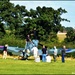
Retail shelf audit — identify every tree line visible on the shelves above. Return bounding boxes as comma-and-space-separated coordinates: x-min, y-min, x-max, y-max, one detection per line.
0, 1, 75, 44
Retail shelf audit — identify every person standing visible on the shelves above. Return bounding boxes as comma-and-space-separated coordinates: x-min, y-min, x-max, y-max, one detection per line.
25, 34, 31, 50
61, 45, 66, 63
3, 44, 8, 59
25, 49, 30, 60
33, 28, 38, 39
31, 46, 38, 61
53, 46, 58, 62
30, 28, 38, 40
22, 49, 25, 59
42, 45, 47, 62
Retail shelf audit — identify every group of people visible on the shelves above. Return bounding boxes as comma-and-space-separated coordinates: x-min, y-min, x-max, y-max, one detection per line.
41, 45, 66, 63
31, 45, 51, 62
25, 27, 67, 63
2, 43, 66, 63
30, 44, 66, 63
2, 27, 66, 63
22, 27, 66, 63
53, 45, 66, 63
42, 45, 51, 62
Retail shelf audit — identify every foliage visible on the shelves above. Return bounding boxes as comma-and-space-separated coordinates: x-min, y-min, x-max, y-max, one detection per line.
0, 1, 28, 38
1, 1, 75, 58
65, 27, 74, 32
0, 21, 5, 38
0, 1, 70, 42
0, 34, 25, 47
0, 32, 4, 38
49, 31, 58, 43
66, 52, 75, 58
64, 28, 75, 43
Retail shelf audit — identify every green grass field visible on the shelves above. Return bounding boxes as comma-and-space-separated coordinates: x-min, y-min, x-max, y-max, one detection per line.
0, 58, 75, 74
0, 33, 74, 74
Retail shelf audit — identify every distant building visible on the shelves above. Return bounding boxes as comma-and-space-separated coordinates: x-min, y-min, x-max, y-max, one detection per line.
57, 31, 67, 35
57, 31, 67, 42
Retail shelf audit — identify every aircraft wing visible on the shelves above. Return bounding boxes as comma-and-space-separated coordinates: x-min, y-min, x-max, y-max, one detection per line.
0, 46, 4, 51
1, 45, 75, 56
0, 46, 24, 56
47, 48, 75, 55
7, 46, 25, 56
66, 49, 75, 53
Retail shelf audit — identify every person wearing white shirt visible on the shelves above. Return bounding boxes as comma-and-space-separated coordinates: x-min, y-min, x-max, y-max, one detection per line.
53, 46, 58, 62
31, 46, 39, 62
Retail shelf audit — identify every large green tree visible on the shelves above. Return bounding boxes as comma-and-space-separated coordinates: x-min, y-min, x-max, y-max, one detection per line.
23, 6, 70, 41
0, 1, 14, 32
0, 1, 70, 42
65, 28, 75, 43
0, 1, 28, 38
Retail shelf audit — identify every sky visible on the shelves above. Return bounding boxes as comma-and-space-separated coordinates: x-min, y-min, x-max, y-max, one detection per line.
10, 1, 75, 28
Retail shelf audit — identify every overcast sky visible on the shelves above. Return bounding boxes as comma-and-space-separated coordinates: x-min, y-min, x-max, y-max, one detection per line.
10, 1, 75, 28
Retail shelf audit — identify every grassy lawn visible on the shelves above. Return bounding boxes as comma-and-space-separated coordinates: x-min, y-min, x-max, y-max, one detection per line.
0, 57, 75, 74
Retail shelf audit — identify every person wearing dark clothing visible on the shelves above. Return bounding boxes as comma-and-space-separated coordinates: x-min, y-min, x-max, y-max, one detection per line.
61, 45, 66, 63
22, 49, 25, 59
3, 46, 7, 51
26, 34, 31, 42
32, 28, 38, 40
25, 34, 31, 50
33, 28, 37, 39
42, 45, 47, 62
53, 46, 57, 62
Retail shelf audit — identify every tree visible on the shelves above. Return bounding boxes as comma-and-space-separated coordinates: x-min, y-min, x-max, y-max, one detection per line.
65, 27, 73, 32
64, 27, 75, 43
20, 6, 70, 41
0, 1, 28, 38
0, 1, 14, 32
0, 1, 70, 42
0, 21, 5, 38
33, 6, 69, 41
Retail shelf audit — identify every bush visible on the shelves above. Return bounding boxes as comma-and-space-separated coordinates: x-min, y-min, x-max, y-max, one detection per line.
66, 52, 75, 58
0, 34, 25, 47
